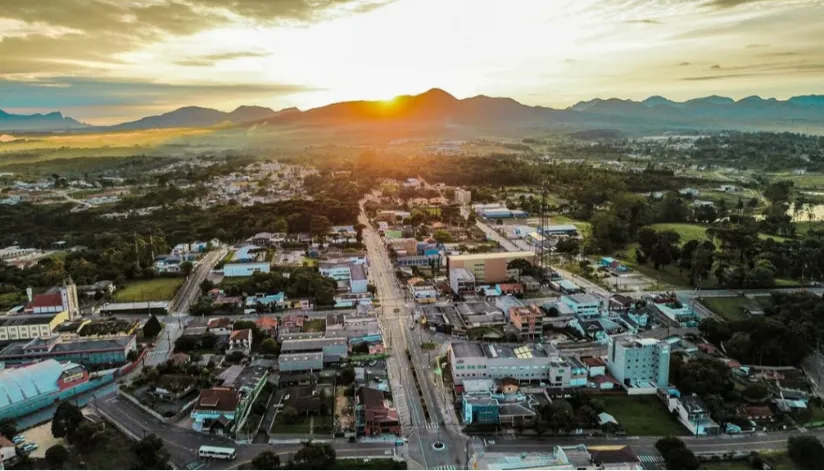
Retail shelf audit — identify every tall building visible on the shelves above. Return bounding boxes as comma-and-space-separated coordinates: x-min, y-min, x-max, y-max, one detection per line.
447, 252, 536, 284
454, 188, 472, 204
606, 336, 670, 389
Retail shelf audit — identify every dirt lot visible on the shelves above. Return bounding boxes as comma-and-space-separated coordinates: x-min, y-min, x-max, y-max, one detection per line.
336, 387, 354, 430
19, 420, 65, 459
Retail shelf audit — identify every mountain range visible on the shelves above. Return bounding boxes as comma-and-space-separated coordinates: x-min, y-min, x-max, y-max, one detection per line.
4, 89, 824, 134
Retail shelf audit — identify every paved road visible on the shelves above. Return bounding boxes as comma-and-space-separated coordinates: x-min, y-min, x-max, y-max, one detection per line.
93, 392, 399, 469
360, 202, 470, 470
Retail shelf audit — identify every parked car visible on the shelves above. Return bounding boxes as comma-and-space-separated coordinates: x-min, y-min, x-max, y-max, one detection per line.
21, 443, 38, 453
11, 435, 25, 444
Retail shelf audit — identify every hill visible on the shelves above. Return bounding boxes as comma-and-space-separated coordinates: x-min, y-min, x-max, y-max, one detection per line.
0, 110, 88, 132
104, 105, 294, 131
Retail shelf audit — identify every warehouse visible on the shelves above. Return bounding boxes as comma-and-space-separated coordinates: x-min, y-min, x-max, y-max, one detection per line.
0, 335, 136, 366
0, 360, 104, 421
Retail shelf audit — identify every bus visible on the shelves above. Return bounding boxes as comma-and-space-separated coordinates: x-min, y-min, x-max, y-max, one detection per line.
198, 446, 237, 460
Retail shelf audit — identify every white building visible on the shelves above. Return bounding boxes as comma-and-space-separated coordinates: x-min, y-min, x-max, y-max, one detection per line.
449, 268, 476, 295
606, 336, 670, 391
224, 245, 271, 277
454, 188, 472, 204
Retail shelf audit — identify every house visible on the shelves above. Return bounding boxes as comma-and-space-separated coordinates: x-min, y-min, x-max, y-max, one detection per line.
168, 352, 191, 366
356, 387, 400, 436
319, 261, 368, 294
207, 318, 233, 335
520, 275, 541, 292
581, 356, 607, 377
256, 316, 278, 335
589, 445, 642, 470
0, 435, 16, 465
280, 314, 305, 331
665, 393, 720, 436
245, 292, 285, 310
228, 329, 253, 355
191, 387, 241, 434
609, 294, 634, 314
738, 405, 774, 421
569, 318, 606, 341
449, 268, 476, 295
77, 280, 115, 297
679, 187, 699, 197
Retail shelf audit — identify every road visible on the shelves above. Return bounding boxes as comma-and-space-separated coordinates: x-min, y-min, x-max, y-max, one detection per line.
360, 202, 470, 469
93, 392, 399, 469
145, 248, 226, 367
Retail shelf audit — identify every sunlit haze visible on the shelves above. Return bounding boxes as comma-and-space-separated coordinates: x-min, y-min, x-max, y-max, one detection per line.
1, 0, 823, 123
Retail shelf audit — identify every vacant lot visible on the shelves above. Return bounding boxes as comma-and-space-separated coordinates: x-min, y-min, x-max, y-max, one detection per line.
699, 296, 770, 322
114, 277, 184, 302
601, 395, 685, 436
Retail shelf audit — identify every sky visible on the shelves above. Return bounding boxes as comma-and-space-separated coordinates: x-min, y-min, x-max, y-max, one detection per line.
1, 0, 823, 124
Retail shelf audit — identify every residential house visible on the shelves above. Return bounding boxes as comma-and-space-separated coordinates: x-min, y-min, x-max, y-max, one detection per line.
228, 329, 253, 355
356, 387, 400, 436
191, 387, 241, 434
207, 318, 233, 336
664, 393, 720, 436
255, 316, 278, 335
449, 268, 476, 295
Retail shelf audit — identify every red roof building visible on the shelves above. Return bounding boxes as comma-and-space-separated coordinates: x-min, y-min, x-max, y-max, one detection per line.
256, 316, 278, 333
357, 387, 400, 436
24, 293, 64, 314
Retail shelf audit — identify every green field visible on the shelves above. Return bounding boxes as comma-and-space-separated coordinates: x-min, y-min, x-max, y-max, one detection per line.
114, 277, 184, 302
551, 214, 592, 232
699, 296, 770, 322
647, 223, 787, 245
601, 395, 686, 436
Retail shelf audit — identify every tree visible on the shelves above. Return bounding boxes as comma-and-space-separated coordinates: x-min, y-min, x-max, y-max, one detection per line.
143, 314, 162, 339
252, 450, 281, 469
432, 229, 452, 243
0, 418, 16, 439
507, 258, 533, 283
72, 421, 104, 452
291, 441, 336, 469
52, 401, 84, 439
309, 215, 332, 243
274, 217, 289, 234
260, 338, 280, 355
45, 444, 70, 469
339, 367, 355, 385
180, 260, 193, 275
367, 283, 377, 295
665, 448, 699, 470
788, 435, 824, 469
133, 433, 170, 470
199, 278, 215, 294
655, 436, 686, 456
280, 406, 299, 425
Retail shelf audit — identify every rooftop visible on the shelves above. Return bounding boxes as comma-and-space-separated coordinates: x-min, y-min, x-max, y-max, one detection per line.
451, 341, 556, 360
448, 251, 534, 261
26, 293, 63, 310
0, 359, 80, 408
195, 387, 240, 412
0, 314, 61, 327
0, 335, 134, 357
564, 293, 601, 305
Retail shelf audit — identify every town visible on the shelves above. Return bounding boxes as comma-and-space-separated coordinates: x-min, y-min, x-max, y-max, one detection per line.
2, 154, 824, 471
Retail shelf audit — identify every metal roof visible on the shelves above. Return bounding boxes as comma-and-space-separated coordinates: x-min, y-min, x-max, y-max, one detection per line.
0, 360, 78, 409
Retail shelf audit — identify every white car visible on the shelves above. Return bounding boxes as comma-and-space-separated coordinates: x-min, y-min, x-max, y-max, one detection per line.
12, 436, 25, 444
22, 443, 38, 453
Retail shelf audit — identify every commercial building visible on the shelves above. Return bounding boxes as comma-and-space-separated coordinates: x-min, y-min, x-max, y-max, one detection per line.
98, 301, 169, 316
0, 312, 69, 342
606, 336, 670, 390
0, 360, 100, 421
561, 294, 603, 318
449, 268, 476, 295
0, 335, 137, 366
280, 336, 348, 364
224, 245, 271, 277
278, 352, 324, 373
319, 261, 368, 294
509, 305, 544, 341
448, 342, 587, 388
447, 252, 536, 284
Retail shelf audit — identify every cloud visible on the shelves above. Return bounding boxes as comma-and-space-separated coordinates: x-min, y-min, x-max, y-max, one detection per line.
703, 0, 766, 9
625, 18, 661, 24
678, 62, 691, 66
710, 64, 721, 69
681, 73, 761, 81
0, 0, 396, 76
760, 51, 799, 57
0, 77, 322, 110
173, 51, 271, 67
746, 44, 769, 48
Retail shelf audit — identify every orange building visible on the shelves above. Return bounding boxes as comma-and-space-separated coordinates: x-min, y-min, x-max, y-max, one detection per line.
447, 251, 535, 284
509, 304, 544, 341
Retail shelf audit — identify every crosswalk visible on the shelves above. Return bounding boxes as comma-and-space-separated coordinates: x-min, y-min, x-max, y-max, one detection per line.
432, 466, 456, 470
638, 455, 665, 464
424, 422, 440, 431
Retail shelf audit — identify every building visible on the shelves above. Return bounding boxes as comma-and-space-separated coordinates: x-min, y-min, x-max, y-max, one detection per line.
98, 301, 168, 316
447, 252, 536, 284
509, 305, 544, 341
448, 342, 586, 388
0, 435, 15, 464
449, 268, 476, 295
278, 352, 324, 373
606, 336, 670, 391
207, 318, 233, 335
224, 245, 271, 277
539, 225, 580, 238
228, 329, 252, 355
319, 262, 368, 294
561, 294, 603, 318
355, 387, 400, 436
664, 393, 720, 436
0, 360, 102, 421
0, 335, 137, 366
280, 336, 348, 364
454, 188, 472, 204
0, 312, 69, 342
588, 445, 643, 470
192, 366, 269, 435
23, 280, 79, 319
255, 316, 278, 335
54, 319, 91, 341
408, 280, 438, 303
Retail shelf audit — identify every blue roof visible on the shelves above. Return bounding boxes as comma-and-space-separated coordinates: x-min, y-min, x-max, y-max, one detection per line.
231, 245, 261, 262
246, 293, 285, 305
0, 360, 76, 408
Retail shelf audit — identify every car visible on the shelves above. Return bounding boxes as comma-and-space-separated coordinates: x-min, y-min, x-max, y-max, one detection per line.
22, 443, 38, 453
12, 436, 25, 444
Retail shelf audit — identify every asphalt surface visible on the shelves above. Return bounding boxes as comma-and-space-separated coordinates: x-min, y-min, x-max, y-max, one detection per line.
93, 393, 399, 469
360, 203, 470, 470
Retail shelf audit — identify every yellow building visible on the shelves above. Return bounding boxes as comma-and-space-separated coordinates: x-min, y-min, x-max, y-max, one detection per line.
447, 251, 536, 284
0, 311, 69, 341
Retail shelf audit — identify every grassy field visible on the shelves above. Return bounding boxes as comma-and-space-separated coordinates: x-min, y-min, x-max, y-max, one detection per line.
114, 277, 184, 302
699, 296, 770, 322
550, 214, 592, 232
647, 223, 787, 245
600, 395, 685, 436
